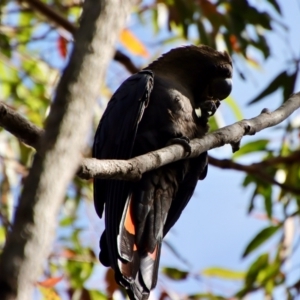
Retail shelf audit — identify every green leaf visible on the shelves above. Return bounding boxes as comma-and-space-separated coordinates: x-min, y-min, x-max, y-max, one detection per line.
208, 115, 219, 131
89, 290, 107, 300
0, 60, 18, 82
254, 34, 270, 59
224, 96, 243, 120
151, 7, 159, 34
263, 185, 272, 219
60, 216, 76, 227
256, 262, 280, 285
0, 82, 11, 99
285, 163, 300, 187
244, 175, 274, 217
67, 259, 94, 288
18, 10, 33, 26
69, 6, 82, 21
0, 33, 11, 58
17, 11, 34, 42
197, 19, 210, 45
245, 253, 269, 286
22, 60, 48, 82
233, 139, 269, 159
283, 71, 298, 102
18, 142, 35, 166
188, 293, 226, 300
247, 188, 256, 214
0, 226, 6, 246
223, 32, 233, 55
202, 267, 245, 280
242, 226, 281, 258
243, 174, 256, 188
246, 7, 272, 30
265, 279, 275, 295
266, 0, 281, 14
161, 267, 189, 280
248, 71, 287, 105
236, 254, 270, 297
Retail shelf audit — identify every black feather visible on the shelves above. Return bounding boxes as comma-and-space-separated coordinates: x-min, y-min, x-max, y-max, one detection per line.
93, 45, 232, 300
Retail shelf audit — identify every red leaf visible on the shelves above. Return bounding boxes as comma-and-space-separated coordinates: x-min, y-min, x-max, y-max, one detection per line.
159, 290, 171, 300
61, 248, 76, 258
229, 34, 241, 53
37, 275, 64, 288
57, 36, 68, 58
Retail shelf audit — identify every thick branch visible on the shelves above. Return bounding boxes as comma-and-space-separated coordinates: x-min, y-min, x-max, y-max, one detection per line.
20, 0, 140, 74
1, 93, 300, 182
0, 0, 134, 299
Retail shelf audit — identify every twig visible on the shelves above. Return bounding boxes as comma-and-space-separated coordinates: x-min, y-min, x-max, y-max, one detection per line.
258, 150, 300, 166
208, 155, 300, 195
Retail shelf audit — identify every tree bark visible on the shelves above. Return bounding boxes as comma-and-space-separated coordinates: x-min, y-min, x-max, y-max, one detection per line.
0, 0, 135, 299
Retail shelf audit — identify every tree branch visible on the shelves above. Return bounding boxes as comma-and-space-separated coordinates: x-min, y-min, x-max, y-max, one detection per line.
0, 0, 134, 299
0, 102, 42, 150
20, 0, 140, 74
1, 93, 300, 182
78, 92, 300, 180
208, 155, 300, 195
258, 150, 300, 166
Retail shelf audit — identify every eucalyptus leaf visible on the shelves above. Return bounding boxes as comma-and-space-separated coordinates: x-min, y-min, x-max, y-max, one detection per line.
242, 226, 281, 258
161, 267, 189, 280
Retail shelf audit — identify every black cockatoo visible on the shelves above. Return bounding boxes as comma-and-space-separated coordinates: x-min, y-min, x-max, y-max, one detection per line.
93, 45, 232, 300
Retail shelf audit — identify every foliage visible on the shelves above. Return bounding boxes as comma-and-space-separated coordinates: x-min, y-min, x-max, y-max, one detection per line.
0, 0, 300, 299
